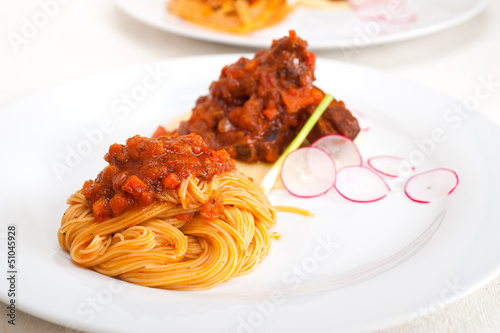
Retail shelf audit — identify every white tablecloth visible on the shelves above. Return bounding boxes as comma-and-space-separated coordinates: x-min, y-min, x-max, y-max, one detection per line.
1, 0, 499, 332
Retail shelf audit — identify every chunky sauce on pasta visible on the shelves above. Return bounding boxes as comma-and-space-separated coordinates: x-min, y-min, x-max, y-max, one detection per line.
81, 133, 235, 221
159, 31, 360, 163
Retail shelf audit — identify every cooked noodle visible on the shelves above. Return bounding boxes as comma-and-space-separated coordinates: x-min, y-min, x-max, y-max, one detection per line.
58, 171, 276, 290
167, 0, 292, 33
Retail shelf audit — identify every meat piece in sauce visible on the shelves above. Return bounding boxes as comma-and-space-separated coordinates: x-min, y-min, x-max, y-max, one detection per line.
160, 31, 360, 163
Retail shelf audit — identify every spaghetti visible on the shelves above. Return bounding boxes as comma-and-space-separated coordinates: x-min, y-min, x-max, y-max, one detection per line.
58, 133, 276, 290
298, 0, 349, 9
167, 0, 292, 33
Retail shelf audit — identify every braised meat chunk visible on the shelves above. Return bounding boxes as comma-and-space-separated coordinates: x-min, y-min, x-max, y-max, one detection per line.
164, 31, 360, 163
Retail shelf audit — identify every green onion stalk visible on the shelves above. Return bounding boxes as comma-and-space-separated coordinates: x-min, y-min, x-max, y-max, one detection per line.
259, 94, 334, 194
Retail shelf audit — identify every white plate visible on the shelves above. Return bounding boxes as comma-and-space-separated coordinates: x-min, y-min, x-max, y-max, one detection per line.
1, 55, 500, 333
116, 0, 489, 49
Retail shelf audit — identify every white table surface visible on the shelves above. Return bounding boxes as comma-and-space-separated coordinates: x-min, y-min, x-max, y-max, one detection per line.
1, 0, 499, 332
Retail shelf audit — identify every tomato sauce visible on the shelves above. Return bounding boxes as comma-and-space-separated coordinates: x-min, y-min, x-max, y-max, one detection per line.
81, 133, 235, 221
159, 31, 360, 163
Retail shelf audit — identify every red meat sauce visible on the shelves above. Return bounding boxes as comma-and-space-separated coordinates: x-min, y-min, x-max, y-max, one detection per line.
155, 30, 360, 163
81, 133, 235, 222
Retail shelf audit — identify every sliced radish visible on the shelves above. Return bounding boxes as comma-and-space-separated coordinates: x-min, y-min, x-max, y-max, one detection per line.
281, 147, 337, 198
312, 134, 362, 171
358, 9, 417, 25
404, 168, 459, 203
349, 0, 417, 24
347, 0, 381, 8
335, 166, 390, 203
368, 155, 414, 178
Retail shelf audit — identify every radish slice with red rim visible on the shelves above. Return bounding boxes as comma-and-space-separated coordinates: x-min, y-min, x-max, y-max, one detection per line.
312, 134, 362, 171
348, 0, 417, 24
357, 8, 417, 24
347, 0, 380, 8
404, 168, 459, 203
335, 166, 390, 203
281, 147, 337, 198
368, 155, 414, 178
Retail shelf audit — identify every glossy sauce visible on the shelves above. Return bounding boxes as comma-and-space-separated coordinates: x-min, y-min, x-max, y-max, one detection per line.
160, 30, 360, 163
81, 133, 235, 222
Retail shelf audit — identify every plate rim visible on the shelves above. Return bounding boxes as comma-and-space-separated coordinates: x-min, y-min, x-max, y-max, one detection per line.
114, 0, 491, 49
2, 54, 500, 333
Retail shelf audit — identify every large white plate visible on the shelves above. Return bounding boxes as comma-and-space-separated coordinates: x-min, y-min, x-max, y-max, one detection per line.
1, 55, 500, 333
116, 0, 489, 49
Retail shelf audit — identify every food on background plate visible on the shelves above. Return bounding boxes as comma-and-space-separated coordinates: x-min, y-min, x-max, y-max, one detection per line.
297, 0, 350, 8
168, 0, 292, 33
58, 134, 276, 290
156, 31, 360, 164
166, 0, 406, 34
